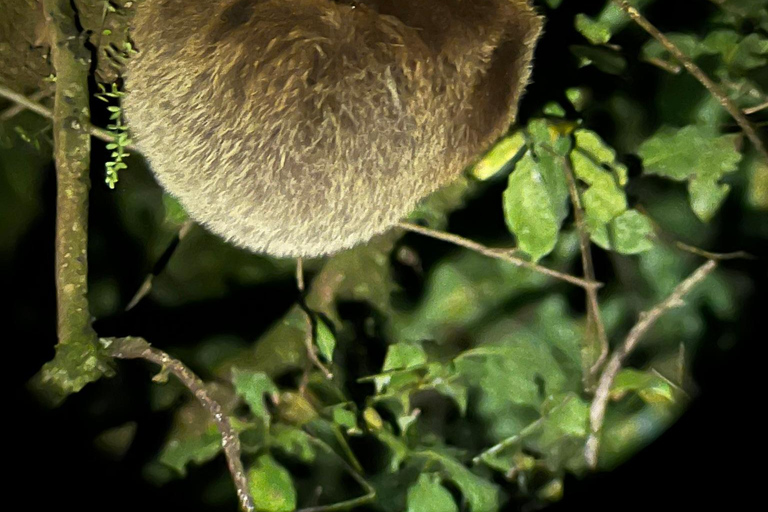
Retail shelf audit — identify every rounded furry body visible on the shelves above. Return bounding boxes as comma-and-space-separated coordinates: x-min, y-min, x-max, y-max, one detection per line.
123, 0, 542, 257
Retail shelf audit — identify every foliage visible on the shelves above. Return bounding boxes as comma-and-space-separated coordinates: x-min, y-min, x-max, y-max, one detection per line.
2, 0, 766, 510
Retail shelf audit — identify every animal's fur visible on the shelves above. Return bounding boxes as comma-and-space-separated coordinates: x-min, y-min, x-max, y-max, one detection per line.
123, 0, 543, 257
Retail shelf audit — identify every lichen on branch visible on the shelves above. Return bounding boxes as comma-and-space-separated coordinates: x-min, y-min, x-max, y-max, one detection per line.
32, 0, 112, 403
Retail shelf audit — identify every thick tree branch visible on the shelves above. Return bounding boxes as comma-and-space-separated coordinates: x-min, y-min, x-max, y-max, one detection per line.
613, 0, 768, 164
398, 222, 601, 289
34, 0, 111, 402
104, 336, 255, 512
585, 259, 718, 467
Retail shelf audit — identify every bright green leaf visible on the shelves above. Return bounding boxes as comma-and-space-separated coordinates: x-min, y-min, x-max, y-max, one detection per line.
638, 125, 742, 220
590, 209, 655, 254
315, 316, 336, 362
232, 369, 277, 423
406, 473, 459, 512
248, 454, 297, 512
611, 368, 675, 404
503, 152, 562, 261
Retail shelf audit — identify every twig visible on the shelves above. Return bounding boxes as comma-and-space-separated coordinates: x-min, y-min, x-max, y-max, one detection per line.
0, 82, 133, 150
0, 89, 49, 121
296, 257, 334, 381
585, 259, 718, 468
744, 101, 768, 116
613, 0, 768, 164
103, 336, 255, 512
673, 242, 752, 261
398, 222, 601, 289
635, 204, 754, 261
562, 156, 609, 384
125, 220, 194, 311
296, 436, 376, 512
473, 395, 574, 466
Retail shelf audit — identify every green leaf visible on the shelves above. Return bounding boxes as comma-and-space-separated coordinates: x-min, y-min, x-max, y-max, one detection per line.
248, 454, 297, 512
162, 193, 189, 226
470, 130, 527, 181
376, 341, 428, 393
270, 425, 316, 463
232, 370, 277, 423
406, 473, 459, 512
611, 369, 675, 404
638, 125, 742, 221
158, 425, 222, 476
314, 316, 336, 362
573, 0, 652, 45
419, 451, 499, 512
688, 177, 731, 222
590, 209, 655, 254
702, 30, 768, 71
330, 405, 359, 433
503, 152, 561, 261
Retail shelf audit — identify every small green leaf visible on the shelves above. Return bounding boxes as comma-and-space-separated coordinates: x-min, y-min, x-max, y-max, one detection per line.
420, 451, 499, 512
590, 209, 655, 254
162, 193, 189, 226
158, 425, 222, 476
314, 316, 336, 362
575, 14, 614, 45
232, 369, 277, 423
248, 454, 297, 512
270, 425, 316, 463
611, 369, 675, 404
383, 342, 428, 372
330, 405, 359, 432
406, 473, 459, 512
471, 130, 527, 181
688, 177, 731, 222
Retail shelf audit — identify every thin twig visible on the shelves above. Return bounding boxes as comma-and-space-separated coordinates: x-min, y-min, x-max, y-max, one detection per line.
296, 436, 376, 512
473, 395, 574, 466
562, 156, 609, 384
398, 222, 601, 290
744, 101, 768, 116
125, 220, 194, 311
585, 259, 718, 468
613, 0, 768, 164
0, 89, 49, 121
0, 82, 133, 150
296, 257, 334, 381
104, 336, 255, 512
635, 204, 754, 261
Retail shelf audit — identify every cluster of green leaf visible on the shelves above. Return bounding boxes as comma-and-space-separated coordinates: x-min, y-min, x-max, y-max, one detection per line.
126, 1, 766, 509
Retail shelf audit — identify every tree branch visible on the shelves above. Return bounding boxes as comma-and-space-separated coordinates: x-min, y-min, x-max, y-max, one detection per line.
398, 222, 601, 290
0, 82, 132, 149
562, 156, 609, 386
613, 0, 768, 164
33, 0, 112, 402
585, 259, 718, 467
103, 336, 255, 512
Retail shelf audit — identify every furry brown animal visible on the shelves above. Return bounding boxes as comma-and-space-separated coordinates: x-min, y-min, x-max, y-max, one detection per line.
123, 0, 543, 257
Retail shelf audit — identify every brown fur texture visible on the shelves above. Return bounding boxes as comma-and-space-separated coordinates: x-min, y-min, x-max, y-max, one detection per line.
123, 0, 543, 257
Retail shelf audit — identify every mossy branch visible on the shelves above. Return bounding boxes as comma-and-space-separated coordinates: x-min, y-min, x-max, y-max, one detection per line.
33, 0, 112, 403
